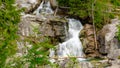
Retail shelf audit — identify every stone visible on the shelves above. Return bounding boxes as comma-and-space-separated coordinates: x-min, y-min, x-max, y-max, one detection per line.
88, 42, 95, 47
81, 24, 99, 58
106, 59, 120, 68
16, 0, 41, 13
84, 24, 93, 29
87, 29, 94, 35
98, 18, 120, 59
107, 38, 120, 59
85, 48, 95, 54
50, 0, 58, 10
19, 14, 68, 44
107, 64, 120, 68
87, 36, 94, 41
63, 59, 93, 68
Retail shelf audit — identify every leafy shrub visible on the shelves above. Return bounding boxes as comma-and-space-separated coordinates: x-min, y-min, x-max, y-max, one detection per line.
57, 0, 116, 29
111, 0, 120, 6
24, 37, 54, 68
0, 0, 21, 67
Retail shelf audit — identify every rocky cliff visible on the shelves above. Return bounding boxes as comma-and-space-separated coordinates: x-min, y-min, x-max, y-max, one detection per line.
15, 0, 120, 68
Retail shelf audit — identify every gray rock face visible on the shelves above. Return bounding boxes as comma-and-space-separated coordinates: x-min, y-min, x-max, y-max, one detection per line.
15, 0, 41, 13
98, 18, 120, 59
107, 38, 120, 59
15, 0, 58, 13
15, 0, 120, 68
18, 14, 67, 44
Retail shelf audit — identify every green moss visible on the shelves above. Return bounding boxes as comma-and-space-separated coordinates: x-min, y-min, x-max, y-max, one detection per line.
117, 25, 120, 41
118, 56, 120, 59
87, 57, 104, 62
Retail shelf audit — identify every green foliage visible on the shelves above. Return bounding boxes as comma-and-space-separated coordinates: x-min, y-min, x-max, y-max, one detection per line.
93, 0, 113, 29
0, 0, 55, 67
87, 57, 104, 62
117, 25, 120, 41
57, 0, 118, 29
0, 0, 21, 67
64, 57, 80, 68
24, 37, 54, 68
5, 37, 54, 67
111, 0, 120, 6
57, 0, 90, 18
118, 55, 120, 59
57, 0, 70, 7
5, 56, 25, 68
1, 0, 120, 67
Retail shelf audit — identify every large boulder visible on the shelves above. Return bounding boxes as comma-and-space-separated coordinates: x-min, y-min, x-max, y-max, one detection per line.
98, 18, 120, 59
81, 24, 99, 58
18, 14, 68, 44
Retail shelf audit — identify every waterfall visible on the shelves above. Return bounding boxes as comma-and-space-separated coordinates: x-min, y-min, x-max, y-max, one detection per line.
57, 19, 84, 61
34, 0, 54, 15
34, 0, 85, 62
49, 18, 85, 62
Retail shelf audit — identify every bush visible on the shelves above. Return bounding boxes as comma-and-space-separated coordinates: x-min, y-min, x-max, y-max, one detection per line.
0, 0, 55, 67
24, 37, 54, 68
57, 0, 116, 29
0, 0, 21, 67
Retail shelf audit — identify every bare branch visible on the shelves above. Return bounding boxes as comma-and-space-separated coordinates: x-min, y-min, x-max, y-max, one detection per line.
92, 0, 98, 50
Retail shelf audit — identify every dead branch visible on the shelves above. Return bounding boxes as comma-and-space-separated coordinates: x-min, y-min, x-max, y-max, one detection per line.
54, 6, 58, 16
92, 0, 98, 50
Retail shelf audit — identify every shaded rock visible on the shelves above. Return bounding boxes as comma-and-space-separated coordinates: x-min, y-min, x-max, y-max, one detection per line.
50, 20, 67, 36
18, 14, 68, 44
85, 48, 95, 54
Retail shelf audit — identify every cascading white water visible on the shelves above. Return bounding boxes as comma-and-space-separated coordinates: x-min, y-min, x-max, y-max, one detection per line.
34, 0, 85, 62
34, 0, 54, 15
57, 18, 84, 61
49, 18, 85, 62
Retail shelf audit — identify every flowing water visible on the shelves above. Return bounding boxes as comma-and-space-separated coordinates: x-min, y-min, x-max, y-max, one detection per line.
57, 19, 84, 61
34, 0, 54, 15
49, 19, 85, 62
34, 0, 85, 62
